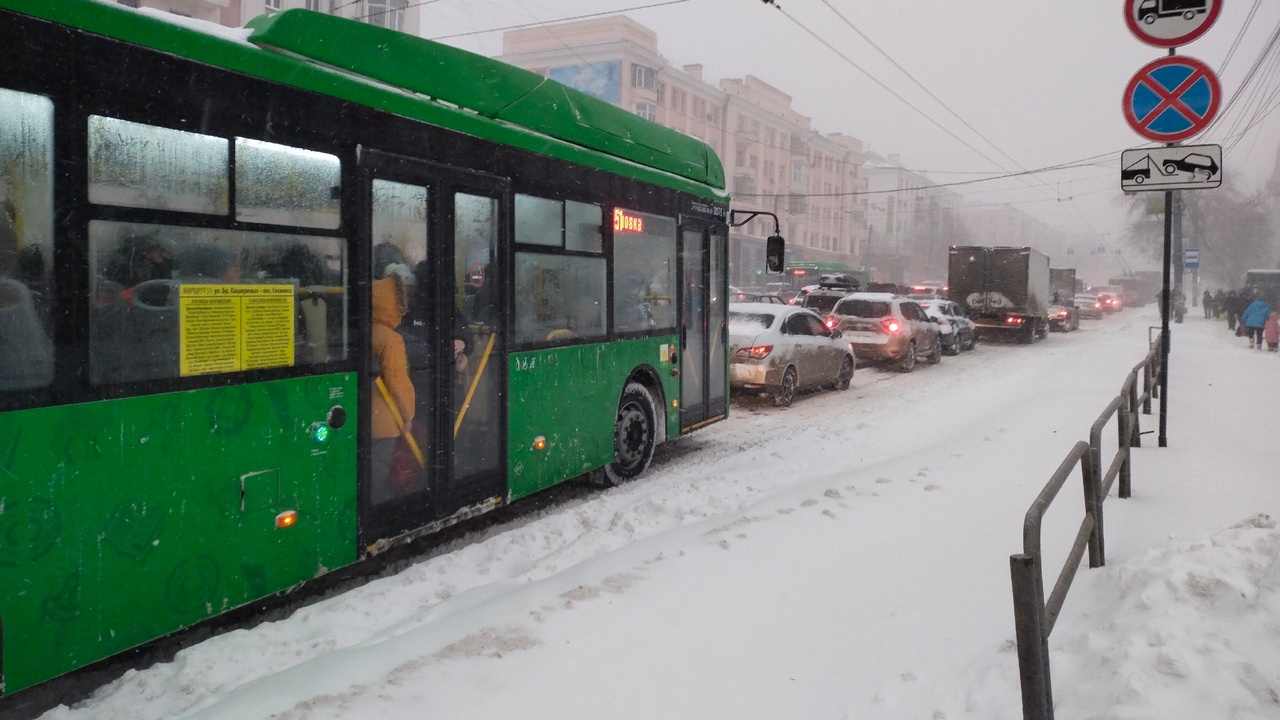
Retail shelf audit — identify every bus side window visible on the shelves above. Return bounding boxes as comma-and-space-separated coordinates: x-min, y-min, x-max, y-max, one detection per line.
89, 225, 348, 385
514, 253, 606, 344
0, 87, 55, 395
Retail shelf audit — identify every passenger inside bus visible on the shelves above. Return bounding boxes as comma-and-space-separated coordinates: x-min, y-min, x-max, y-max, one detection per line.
176, 242, 241, 282
0, 201, 53, 391
370, 273, 417, 503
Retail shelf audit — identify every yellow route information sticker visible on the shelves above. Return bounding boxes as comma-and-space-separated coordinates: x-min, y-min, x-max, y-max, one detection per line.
179, 284, 295, 376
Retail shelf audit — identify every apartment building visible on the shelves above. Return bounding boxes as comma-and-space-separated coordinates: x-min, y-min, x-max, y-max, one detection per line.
498, 16, 869, 287
863, 153, 963, 283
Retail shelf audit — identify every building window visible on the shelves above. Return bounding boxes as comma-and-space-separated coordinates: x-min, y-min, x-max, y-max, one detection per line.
693, 97, 706, 119
365, 0, 406, 30
656, 83, 665, 106
265, 0, 281, 10
306, 0, 322, 9
632, 64, 657, 90
633, 103, 656, 121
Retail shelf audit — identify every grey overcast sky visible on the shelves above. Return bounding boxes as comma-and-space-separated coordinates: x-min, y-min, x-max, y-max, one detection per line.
425, 0, 1280, 245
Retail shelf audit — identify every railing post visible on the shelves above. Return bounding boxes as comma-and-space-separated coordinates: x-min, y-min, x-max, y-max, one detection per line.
1141, 359, 1153, 415
1119, 390, 1133, 499
1084, 442, 1103, 568
1011, 554, 1053, 720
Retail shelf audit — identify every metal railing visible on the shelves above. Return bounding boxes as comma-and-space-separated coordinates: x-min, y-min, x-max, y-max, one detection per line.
1009, 335, 1162, 720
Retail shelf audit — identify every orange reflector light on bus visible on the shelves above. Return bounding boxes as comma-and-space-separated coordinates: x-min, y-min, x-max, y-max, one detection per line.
275, 510, 298, 529
533, 436, 547, 451
672, 399, 679, 408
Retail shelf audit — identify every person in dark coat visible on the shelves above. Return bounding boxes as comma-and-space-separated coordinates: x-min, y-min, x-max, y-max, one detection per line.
1225, 290, 1240, 331
1240, 296, 1271, 349
1202, 290, 1213, 319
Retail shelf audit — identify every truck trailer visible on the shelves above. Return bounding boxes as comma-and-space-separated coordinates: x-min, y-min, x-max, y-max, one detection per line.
948, 246, 1051, 343
1050, 268, 1077, 305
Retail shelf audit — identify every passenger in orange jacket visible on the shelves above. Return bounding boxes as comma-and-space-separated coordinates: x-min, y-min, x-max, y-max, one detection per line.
370, 274, 415, 503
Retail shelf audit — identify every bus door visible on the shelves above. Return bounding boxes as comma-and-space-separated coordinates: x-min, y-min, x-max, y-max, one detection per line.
678, 219, 728, 431
360, 150, 507, 545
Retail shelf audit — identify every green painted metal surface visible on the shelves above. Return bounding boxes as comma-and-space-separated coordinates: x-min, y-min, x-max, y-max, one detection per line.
0, 0, 724, 198
0, 374, 358, 694
506, 338, 678, 500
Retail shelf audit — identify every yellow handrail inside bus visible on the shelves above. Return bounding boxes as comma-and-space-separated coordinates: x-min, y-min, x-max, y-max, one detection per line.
454, 332, 496, 438
375, 376, 425, 468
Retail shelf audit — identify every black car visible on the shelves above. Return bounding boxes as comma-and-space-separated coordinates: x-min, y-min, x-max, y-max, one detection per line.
1162, 153, 1219, 179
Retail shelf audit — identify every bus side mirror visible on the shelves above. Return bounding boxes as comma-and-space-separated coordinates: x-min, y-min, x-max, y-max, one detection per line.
765, 235, 785, 274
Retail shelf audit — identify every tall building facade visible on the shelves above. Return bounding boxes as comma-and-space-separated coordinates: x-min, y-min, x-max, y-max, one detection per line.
863, 153, 962, 283
498, 17, 869, 287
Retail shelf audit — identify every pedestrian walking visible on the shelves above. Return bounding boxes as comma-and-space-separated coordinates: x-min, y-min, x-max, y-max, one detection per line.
1202, 289, 1213, 319
1240, 296, 1271, 349
1226, 290, 1240, 331
1265, 311, 1280, 352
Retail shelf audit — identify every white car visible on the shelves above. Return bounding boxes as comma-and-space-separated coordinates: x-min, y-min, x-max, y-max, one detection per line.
1074, 293, 1104, 320
728, 303, 857, 407
917, 298, 977, 355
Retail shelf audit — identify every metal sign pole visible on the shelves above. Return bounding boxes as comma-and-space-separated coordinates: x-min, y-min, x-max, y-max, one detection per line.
1159, 188, 1172, 447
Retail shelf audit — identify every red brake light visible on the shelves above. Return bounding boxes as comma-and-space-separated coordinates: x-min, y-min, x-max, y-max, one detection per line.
745, 345, 772, 359
882, 319, 901, 333
1005, 316, 1025, 325
825, 316, 836, 329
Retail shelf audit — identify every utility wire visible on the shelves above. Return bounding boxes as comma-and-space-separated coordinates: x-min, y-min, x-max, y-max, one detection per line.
1219, 0, 1263, 77
806, 0, 1102, 236
734, 155, 1127, 200
1204, 17, 1280, 139
812, 0, 1058, 193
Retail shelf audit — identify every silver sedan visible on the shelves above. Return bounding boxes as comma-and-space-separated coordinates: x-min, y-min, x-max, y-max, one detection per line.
729, 303, 857, 407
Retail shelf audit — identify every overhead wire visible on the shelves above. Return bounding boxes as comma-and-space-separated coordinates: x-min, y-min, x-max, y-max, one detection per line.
1218, 0, 1263, 77
793, 1, 1101, 235
1203, 16, 1280, 140
1221, 31, 1280, 156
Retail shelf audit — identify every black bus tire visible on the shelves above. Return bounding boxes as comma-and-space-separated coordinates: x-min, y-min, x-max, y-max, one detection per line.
604, 382, 658, 484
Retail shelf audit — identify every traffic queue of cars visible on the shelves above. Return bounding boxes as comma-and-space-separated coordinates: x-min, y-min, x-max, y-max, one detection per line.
729, 280, 1122, 407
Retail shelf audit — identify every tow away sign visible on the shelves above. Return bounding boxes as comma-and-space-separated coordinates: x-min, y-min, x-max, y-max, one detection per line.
1120, 144, 1221, 192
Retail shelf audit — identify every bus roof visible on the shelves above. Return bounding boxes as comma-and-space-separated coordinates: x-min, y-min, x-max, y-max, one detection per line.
2, 0, 726, 198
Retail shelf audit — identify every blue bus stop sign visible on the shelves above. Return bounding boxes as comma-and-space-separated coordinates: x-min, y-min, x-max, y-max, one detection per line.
1123, 56, 1220, 143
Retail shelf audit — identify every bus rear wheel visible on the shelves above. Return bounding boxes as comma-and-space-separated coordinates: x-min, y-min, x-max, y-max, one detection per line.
604, 382, 658, 484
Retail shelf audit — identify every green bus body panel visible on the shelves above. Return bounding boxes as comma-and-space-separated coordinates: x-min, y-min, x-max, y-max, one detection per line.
245, 10, 547, 118
507, 338, 679, 501
0, 375, 358, 693
0, 1, 724, 198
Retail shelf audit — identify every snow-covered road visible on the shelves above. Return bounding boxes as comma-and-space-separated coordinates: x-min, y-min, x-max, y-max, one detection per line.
38, 308, 1280, 720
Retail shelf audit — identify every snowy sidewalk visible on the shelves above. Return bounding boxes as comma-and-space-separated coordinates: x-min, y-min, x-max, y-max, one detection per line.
1046, 311, 1280, 720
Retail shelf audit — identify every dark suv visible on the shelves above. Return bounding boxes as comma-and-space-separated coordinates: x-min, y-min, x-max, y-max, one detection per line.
801, 276, 859, 315
828, 292, 943, 372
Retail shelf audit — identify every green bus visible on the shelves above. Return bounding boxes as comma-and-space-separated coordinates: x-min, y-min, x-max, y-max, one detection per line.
0, 0, 767, 700
782, 260, 870, 289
